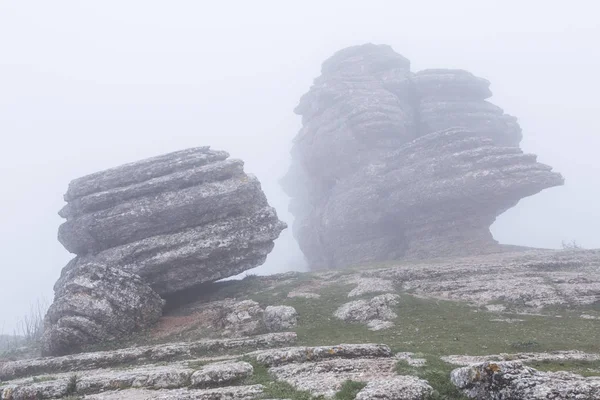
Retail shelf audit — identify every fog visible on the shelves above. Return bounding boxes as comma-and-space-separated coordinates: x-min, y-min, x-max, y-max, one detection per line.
1, 1, 598, 332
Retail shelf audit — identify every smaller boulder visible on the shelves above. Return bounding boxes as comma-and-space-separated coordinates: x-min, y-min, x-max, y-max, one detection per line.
41, 261, 164, 356
263, 306, 298, 331
355, 377, 433, 400
334, 294, 399, 327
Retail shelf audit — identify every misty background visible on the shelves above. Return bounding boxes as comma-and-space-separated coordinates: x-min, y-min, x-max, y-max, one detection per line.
1, 1, 598, 332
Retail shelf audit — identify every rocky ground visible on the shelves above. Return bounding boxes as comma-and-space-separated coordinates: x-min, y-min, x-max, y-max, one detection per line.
1, 249, 599, 399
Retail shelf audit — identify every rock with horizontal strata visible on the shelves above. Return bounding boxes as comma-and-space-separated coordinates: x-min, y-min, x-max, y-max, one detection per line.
283, 43, 563, 269
41, 262, 164, 356
57, 147, 286, 295
451, 361, 600, 399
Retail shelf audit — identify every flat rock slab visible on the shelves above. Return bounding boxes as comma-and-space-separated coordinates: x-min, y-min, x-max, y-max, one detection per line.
0, 361, 254, 399
84, 385, 265, 400
0, 332, 296, 381
451, 361, 600, 399
250, 343, 391, 367
442, 350, 600, 366
269, 358, 406, 398
355, 377, 433, 400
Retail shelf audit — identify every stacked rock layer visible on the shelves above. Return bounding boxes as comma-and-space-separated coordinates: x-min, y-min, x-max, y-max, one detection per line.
43, 147, 286, 355
282, 44, 563, 269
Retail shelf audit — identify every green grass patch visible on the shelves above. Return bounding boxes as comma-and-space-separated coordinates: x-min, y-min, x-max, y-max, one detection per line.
335, 380, 367, 400
242, 357, 316, 400
525, 359, 600, 377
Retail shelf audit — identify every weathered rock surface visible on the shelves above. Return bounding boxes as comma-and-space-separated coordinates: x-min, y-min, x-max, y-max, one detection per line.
263, 306, 298, 331
283, 43, 563, 269
442, 350, 600, 366
252, 343, 429, 399
58, 147, 286, 295
369, 249, 600, 310
355, 377, 433, 400
44, 147, 285, 355
41, 262, 164, 356
334, 294, 399, 329
451, 361, 600, 399
85, 385, 265, 400
190, 361, 253, 388
1, 332, 297, 381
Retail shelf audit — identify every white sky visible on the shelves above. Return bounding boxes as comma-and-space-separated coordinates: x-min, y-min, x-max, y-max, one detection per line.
0, 0, 598, 332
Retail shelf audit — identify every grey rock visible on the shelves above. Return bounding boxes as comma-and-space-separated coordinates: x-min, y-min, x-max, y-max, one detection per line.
348, 279, 395, 297
251, 343, 392, 367
283, 43, 563, 269
334, 294, 399, 325
41, 262, 164, 356
190, 361, 253, 388
56, 147, 286, 295
263, 306, 298, 331
269, 358, 399, 398
366, 320, 395, 331
442, 350, 600, 367
451, 361, 600, 399
1, 332, 297, 381
355, 377, 433, 400
84, 385, 265, 400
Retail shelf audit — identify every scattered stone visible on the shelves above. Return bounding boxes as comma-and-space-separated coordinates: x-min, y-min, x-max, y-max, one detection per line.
283, 43, 563, 269
489, 318, 524, 323
366, 320, 395, 331
484, 304, 506, 312
348, 279, 395, 297
581, 314, 600, 320
451, 361, 600, 399
355, 377, 433, 400
395, 352, 427, 367
251, 344, 392, 367
0, 332, 297, 381
441, 350, 600, 366
41, 262, 164, 356
287, 291, 321, 299
263, 306, 298, 331
190, 361, 253, 388
334, 294, 399, 325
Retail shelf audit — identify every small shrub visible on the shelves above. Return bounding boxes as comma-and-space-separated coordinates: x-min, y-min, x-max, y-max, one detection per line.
562, 240, 583, 250
335, 380, 367, 400
66, 374, 79, 395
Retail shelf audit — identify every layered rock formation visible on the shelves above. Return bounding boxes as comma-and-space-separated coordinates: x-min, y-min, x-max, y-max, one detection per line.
41, 262, 164, 356
43, 147, 286, 355
282, 44, 563, 269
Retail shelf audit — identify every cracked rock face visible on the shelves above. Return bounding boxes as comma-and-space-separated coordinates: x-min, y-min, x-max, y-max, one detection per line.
57, 147, 286, 295
451, 361, 600, 399
43, 147, 286, 354
282, 43, 563, 269
41, 262, 164, 356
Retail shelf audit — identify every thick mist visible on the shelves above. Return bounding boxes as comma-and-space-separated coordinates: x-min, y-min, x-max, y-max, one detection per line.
1, 0, 598, 332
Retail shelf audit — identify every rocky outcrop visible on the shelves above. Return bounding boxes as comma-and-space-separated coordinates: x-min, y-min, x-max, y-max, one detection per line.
282, 44, 563, 269
451, 361, 600, 399
58, 147, 286, 295
43, 147, 286, 355
41, 262, 164, 356
334, 294, 399, 330
263, 306, 298, 331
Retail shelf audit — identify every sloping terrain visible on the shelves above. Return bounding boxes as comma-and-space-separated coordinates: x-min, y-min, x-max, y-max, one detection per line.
1, 249, 599, 399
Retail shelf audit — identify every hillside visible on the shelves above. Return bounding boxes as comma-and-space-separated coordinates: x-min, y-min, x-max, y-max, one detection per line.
1, 249, 599, 399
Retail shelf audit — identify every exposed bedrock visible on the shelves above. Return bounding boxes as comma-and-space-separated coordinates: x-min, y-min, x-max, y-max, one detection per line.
283, 44, 563, 269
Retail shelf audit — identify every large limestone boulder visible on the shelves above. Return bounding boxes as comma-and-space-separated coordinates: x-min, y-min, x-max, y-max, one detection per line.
41, 262, 164, 356
283, 44, 563, 269
44, 147, 286, 355
57, 147, 286, 295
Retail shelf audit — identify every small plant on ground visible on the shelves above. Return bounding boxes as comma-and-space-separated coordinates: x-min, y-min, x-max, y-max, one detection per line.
335, 380, 367, 400
66, 373, 79, 396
